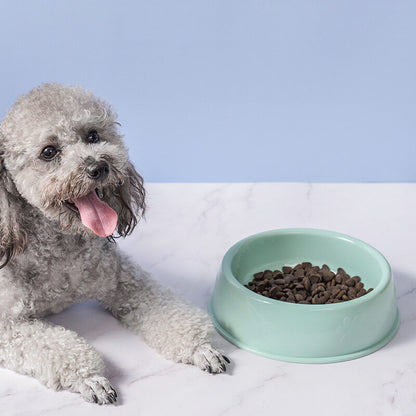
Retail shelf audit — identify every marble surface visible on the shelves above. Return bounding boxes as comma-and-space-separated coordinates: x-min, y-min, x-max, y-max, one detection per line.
1, 183, 416, 416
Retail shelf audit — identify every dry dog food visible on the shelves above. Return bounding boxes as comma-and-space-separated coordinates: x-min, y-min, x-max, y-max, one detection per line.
245, 262, 373, 304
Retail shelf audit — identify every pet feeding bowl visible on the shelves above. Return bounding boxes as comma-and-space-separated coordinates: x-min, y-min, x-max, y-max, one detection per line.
209, 228, 400, 363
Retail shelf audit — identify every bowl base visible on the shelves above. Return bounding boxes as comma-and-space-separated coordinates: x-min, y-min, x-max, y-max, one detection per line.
209, 299, 400, 364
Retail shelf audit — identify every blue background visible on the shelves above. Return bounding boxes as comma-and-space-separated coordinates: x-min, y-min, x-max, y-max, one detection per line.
0, 1, 415, 182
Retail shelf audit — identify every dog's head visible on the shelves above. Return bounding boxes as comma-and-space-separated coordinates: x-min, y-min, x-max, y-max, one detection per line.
0, 83, 146, 266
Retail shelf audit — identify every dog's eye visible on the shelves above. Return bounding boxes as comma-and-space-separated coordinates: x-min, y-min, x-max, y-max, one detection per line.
40, 146, 59, 161
86, 130, 100, 144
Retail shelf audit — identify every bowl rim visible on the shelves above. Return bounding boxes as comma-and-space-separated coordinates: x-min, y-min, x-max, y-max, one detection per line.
221, 227, 392, 310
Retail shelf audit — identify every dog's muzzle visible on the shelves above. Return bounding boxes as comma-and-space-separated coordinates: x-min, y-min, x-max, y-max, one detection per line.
65, 161, 118, 237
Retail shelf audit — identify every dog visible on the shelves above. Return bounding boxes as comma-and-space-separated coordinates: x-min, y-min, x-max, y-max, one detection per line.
0, 84, 229, 404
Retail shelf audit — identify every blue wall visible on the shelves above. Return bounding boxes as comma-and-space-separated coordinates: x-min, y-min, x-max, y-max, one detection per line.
0, 1, 415, 182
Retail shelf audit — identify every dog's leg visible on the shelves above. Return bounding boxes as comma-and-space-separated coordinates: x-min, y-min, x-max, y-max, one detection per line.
100, 258, 229, 373
0, 319, 117, 404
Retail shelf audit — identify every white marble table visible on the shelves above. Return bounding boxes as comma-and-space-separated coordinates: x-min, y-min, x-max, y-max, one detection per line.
1, 183, 415, 416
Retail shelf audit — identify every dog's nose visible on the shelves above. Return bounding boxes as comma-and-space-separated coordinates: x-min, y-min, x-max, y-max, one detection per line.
86, 161, 110, 181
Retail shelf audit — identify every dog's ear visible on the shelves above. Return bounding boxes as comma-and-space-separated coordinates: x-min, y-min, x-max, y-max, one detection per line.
114, 161, 146, 238
0, 152, 27, 267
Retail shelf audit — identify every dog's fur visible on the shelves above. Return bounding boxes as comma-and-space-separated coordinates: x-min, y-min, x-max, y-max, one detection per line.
0, 84, 228, 404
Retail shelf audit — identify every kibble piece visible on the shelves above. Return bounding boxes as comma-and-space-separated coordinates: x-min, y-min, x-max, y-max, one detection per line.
357, 288, 367, 297
347, 288, 356, 299
311, 287, 322, 296
272, 270, 283, 279
254, 272, 264, 280
303, 276, 311, 291
336, 289, 346, 300
320, 293, 330, 303
322, 271, 335, 282
284, 275, 293, 284
294, 268, 305, 278
329, 286, 340, 296
309, 274, 321, 284
345, 278, 355, 287
295, 293, 305, 302
270, 286, 279, 296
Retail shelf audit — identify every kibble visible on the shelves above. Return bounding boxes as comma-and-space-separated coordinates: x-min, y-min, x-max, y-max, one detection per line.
244, 262, 373, 304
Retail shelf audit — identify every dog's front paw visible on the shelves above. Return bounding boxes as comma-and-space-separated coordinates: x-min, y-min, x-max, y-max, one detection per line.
192, 344, 230, 374
79, 375, 117, 405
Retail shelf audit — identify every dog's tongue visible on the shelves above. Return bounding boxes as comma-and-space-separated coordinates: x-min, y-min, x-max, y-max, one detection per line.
72, 191, 118, 237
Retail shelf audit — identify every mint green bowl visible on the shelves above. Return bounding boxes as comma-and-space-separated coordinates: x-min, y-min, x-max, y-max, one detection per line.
210, 229, 400, 363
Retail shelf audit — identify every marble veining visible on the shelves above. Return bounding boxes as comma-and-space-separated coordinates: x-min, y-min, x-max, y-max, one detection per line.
0, 182, 415, 416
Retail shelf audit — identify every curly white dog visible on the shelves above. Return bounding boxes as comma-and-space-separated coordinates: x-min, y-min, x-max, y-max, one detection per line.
0, 84, 229, 404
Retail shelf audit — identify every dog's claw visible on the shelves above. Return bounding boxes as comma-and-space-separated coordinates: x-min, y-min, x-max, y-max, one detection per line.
80, 375, 117, 405
222, 355, 231, 364
192, 344, 230, 374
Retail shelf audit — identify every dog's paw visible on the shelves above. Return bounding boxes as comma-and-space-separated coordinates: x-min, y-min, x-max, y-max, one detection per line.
192, 344, 230, 374
79, 375, 118, 405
